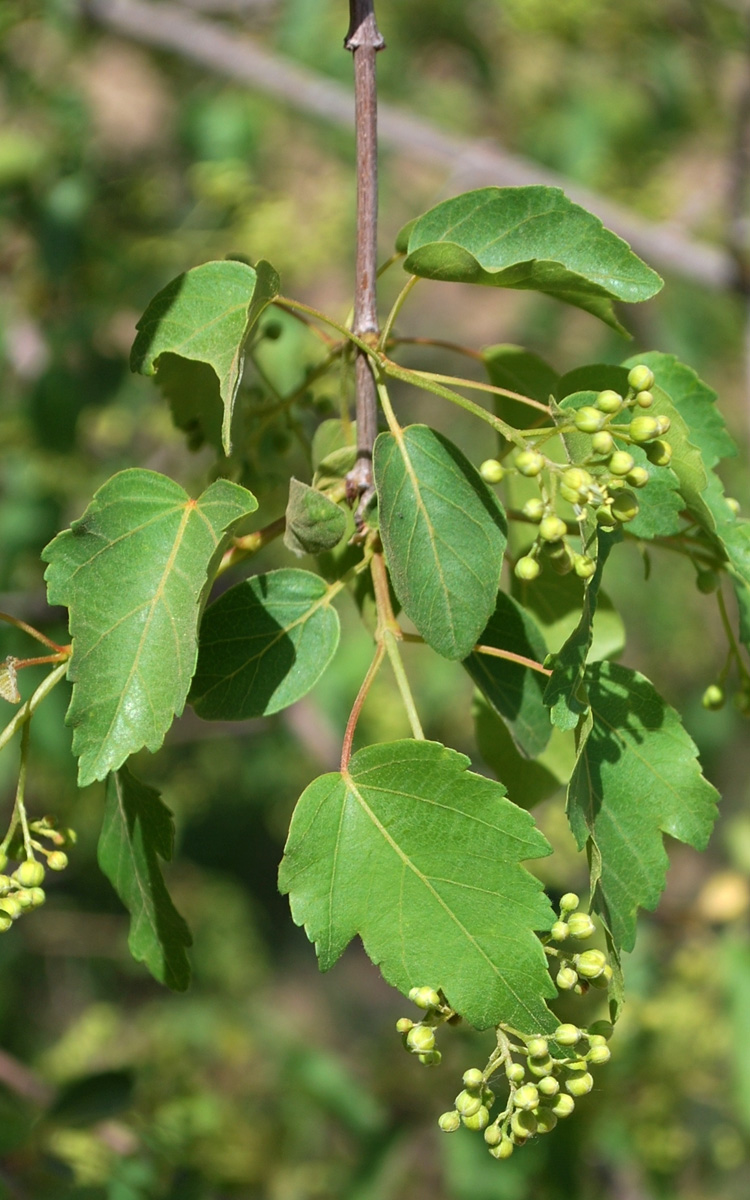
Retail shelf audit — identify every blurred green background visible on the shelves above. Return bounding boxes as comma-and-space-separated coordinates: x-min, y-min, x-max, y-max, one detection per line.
2, 1, 750, 1196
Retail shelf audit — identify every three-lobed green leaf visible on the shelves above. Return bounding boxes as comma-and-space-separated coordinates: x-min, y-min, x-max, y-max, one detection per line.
374, 425, 507, 660
279, 739, 557, 1031
43, 469, 256, 785
98, 766, 192, 991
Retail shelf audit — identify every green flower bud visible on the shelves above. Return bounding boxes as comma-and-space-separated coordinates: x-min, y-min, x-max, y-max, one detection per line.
515, 555, 541, 581
554, 1023, 582, 1047
483, 1123, 503, 1146
455, 1090, 483, 1117
482, 1087, 495, 1109
528, 1055, 554, 1077
27, 887, 46, 909
702, 684, 725, 711
513, 1084, 539, 1111
595, 390, 623, 414
627, 466, 649, 488
463, 1068, 485, 1090
562, 468, 592, 495
419, 1050, 442, 1066
550, 920, 569, 941
552, 1093, 576, 1118
13, 859, 45, 888
588, 1020, 614, 1041
575, 949, 608, 979
522, 498, 546, 522
627, 365, 655, 393
635, 390, 654, 408
696, 569, 720, 594
489, 1137, 514, 1159
511, 1110, 537, 1139
507, 1062, 525, 1084
463, 1106, 490, 1132
0, 910, 13, 933
526, 1037, 548, 1059
557, 966, 578, 990
611, 490, 639, 523
589, 965, 613, 989
654, 415, 671, 436
515, 450, 545, 477
0, 853, 6, 872
539, 515, 568, 542
535, 1108, 559, 1134
560, 892, 579, 913
628, 415, 660, 443
396, 1018, 414, 1033
406, 1025, 435, 1054
608, 450, 635, 476
565, 1072, 594, 1096
567, 912, 595, 939
596, 505, 615, 528
727, 497, 741, 515
574, 406, 608, 434
0, 895, 23, 920
0, 875, 11, 894
439, 1110, 461, 1133
591, 431, 615, 455
573, 554, 596, 579
480, 459, 505, 485
587, 1043, 611, 1065
645, 438, 672, 466
46, 851, 68, 872
538, 1075, 560, 1097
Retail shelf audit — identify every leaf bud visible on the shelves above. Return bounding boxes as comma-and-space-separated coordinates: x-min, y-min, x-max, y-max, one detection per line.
406, 1025, 436, 1054
645, 439, 672, 465
588, 1020, 614, 1041
587, 1043, 611, 1065
513, 1083, 539, 1111
627, 466, 650, 488
550, 920, 569, 941
46, 851, 68, 872
483, 1123, 503, 1146
535, 1107, 559, 1134
608, 450, 635, 477
628, 415, 660, 443
627, 365, 655, 393
539, 515, 568, 542
573, 554, 596, 579
396, 1018, 413, 1033
552, 1093, 575, 1118
514, 450, 545, 477
538, 1075, 560, 1097
591, 430, 615, 455
567, 911, 596, 939
511, 1110, 537, 1139
611, 490, 639, 523
556, 966, 578, 990
455, 1090, 483, 1117
480, 459, 504, 485
575, 949, 608, 979
595, 389, 623, 414
438, 1110, 461, 1133
554, 1023, 582, 1047
515, 555, 541, 581
13, 859, 45, 888
462, 1068, 485, 1090
526, 1037, 548, 1059
507, 1062, 525, 1084
565, 1072, 594, 1096
574, 406, 608, 434
635, 390, 654, 408
463, 1105, 490, 1132
702, 684, 725, 711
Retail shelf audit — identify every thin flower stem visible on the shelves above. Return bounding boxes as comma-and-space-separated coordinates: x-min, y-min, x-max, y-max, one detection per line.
717, 584, 750, 680
218, 516, 287, 575
341, 642, 386, 772
378, 358, 524, 445
0, 662, 68, 760
0, 612, 66, 653
383, 630, 425, 740
403, 367, 551, 415
274, 296, 373, 356
473, 644, 552, 677
376, 251, 403, 278
369, 551, 424, 740
379, 275, 419, 351
374, 374, 402, 437
16, 722, 33, 860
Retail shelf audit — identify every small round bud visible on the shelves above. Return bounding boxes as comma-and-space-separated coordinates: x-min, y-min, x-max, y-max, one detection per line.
515, 450, 545, 477
480, 459, 504, 485
588, 1020, 614, 1041
538, 1075, 560, 1097
608, 451, 635, 477
0, 910, 13, 933
595, 390, 623, 414
550, 920, 569, 941
13, 859, 45, 888
0, 895, 22, 920
0, 875, 11, 894
552, 1093, 576, 1118
526, 1037, 548, 1059
396, 1018, 413, 1033
406, 1025, 435, 1054
557, 966, 578, 990
645, 439, 672, 466
696, 569, 720, 594
565, 1072, 594, 1096
513, 1084, 539, 1111
626, 466, 649, 488
560, 892, 579, 913
0, 853, 6, 872
574, 980, 590, 996
26, 888, 46, 909
575, 949, 608, 979
463, 1105, 490, 1132
522, 498, 546, 522
528, 1055, 554, 1077
591, 431, 615, 456
507, 1062, 525, 1084
727, 497, 741, 516
596, 505, 615, 528
490, 1137, 514, 1159
574, 406, 607, 434
455, 1090, 483, 1117
439, 1110, 461, 1133
654, 415, 671, 436
515, 555, 541, 581
463, 1068, 485, 1090
562, 468, 592, 495
483, 1123, 503, 1146
482, 1088, 495, 1109
419, 1050, 442, 1066
635, 390, 654, 408
554, 1024, 582, 1047
511, 1110, 537, 1139
567, 912, 596, 939
46, 851, 68, 872
628, 415, 660, 443
535, 1108, 558, 1135
412, 987, 441, 1010
539, 515, 568, 542
628, 365, 655, 393
611, 490, 639, 523
573, 554, 596, 579
587, 1044, 611, 1065
702, 684, 725, 711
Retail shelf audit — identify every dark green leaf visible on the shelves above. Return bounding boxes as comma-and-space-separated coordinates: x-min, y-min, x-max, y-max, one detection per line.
473, 695, 572, 809
311, 418, 357, 469
284, 479, 347, 556
464, 591, 551, 757
98, 766, 192, 990
567, 662, 719, 953
402, 187, 662, 333
43, 470, 256, 786
512, 568, 625, 662
483, 344, 557, 440
279, 739, 557, 1031
189, 569, 340, 720
556, 364, 629, 402
374, 425, 507, 660
131, 259, 279, 455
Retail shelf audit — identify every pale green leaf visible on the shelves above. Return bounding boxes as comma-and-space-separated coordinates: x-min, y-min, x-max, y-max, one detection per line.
43, 469, 256, 785
279, 739, 557, 1031
189, 569, 340, 720
131, 259, 279, 455
401, 187, 662, 333
567, 662, 719, 952
98, 766, 191, 990
284, 479, 347, 557
374, 425, 507, 660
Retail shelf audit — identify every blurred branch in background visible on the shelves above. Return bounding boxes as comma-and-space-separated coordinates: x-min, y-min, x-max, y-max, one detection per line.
727, 7, 750, 438
82, 0, 737, 294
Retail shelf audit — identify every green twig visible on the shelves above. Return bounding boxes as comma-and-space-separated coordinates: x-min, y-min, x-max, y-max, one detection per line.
379, 275, 419, 351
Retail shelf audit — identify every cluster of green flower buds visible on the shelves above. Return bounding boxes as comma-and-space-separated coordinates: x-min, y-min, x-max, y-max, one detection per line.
546, 892, 613, 994
396, 986, 458, 1067
0, 817, 75, 932
478, 366, 674, 584
437, 1014, 614, 1159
